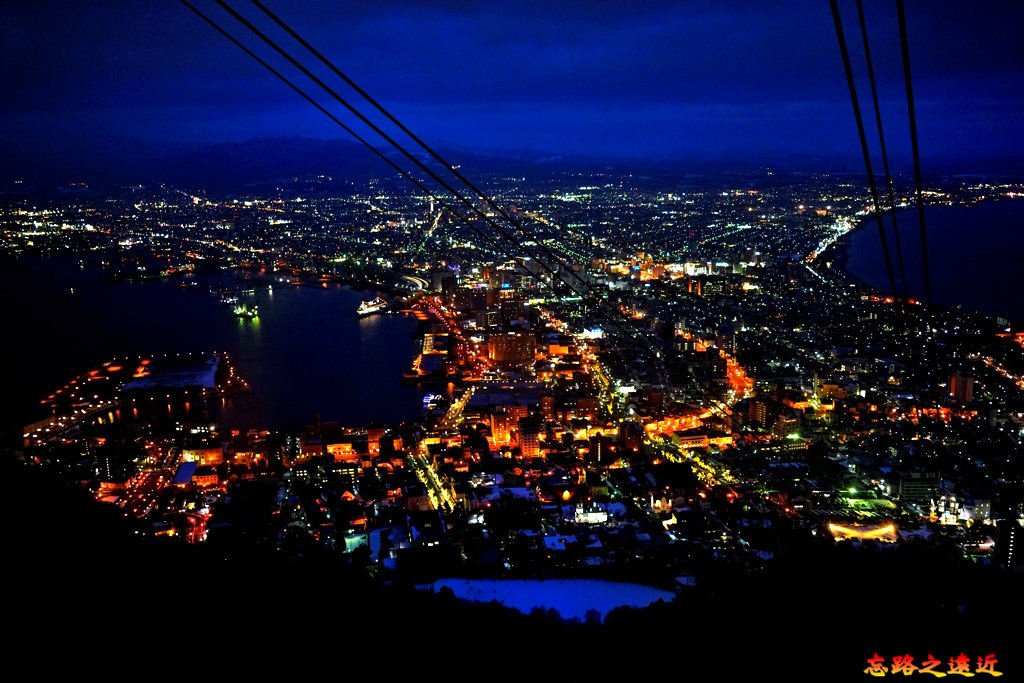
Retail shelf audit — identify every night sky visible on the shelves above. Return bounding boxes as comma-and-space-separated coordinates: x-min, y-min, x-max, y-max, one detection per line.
2, 0, 1022, 165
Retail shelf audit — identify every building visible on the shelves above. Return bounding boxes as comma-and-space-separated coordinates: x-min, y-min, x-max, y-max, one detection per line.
173, 461, 198, 486
588, 433, 614, 464
331, 461, 360, 494
95, 450, 134, 484
898, 470, 939, 505
575, 396, 599, 420
193, 465, 219, 487
490, 404, 530, 444
949, 371, 974, 404
996, 519, 1021, 569
747, 399, 768, 428
487, 331, 536, 368
619, 420, 643, 452
422, 333, 450, 355
518, 416, 542, 458
772, 412, 800, 439
540, 393, 555, 421
430, 270, 455, 293
965, 497, 992, 523
182, 446, 223, 466
454, 287, 488, 315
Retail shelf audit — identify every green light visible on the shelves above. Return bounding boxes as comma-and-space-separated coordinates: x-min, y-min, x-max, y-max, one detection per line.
786, 432, 801, 440
848, 487, 857, 495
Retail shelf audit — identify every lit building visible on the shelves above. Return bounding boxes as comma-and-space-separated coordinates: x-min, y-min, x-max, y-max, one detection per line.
490, 404, 530, 444
423, 334, 449, 355
366, 426, 384, 452
619, 420, 643, 452
898, 470, 939, 505
965, 497, 992, 523
772, 412, 800, 439
996, 519, 1021, 568
95, 450, 134, 484
540, 393, 555, 421
331, 461, 360, 494
182, 446, 223, 466
747, 399, 768, 427
827, 521, 898, 543
518, 416, 541, 458
949, 371, 974, 404
496, 293, 526, 324
192, 465, 219, 487
575, 396, 599, 420
328, 441, 358, 463
588, 432, 613, 464
487, 331, 536, 368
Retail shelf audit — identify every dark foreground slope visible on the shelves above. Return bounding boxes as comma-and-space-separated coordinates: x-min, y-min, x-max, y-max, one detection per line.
5, 456, 1020, 682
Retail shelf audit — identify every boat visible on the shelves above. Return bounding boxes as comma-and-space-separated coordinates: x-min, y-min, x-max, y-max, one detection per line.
233, 303, 259, 319
356, 295, 388, 317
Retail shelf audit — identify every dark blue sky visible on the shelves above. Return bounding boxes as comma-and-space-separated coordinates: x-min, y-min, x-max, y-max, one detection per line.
2, 0, 1021, 165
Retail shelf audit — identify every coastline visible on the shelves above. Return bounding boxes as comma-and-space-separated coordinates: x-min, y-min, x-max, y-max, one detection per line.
822, 199, 1024, 327
0, 253, 426, 441
816, 212, 872, 290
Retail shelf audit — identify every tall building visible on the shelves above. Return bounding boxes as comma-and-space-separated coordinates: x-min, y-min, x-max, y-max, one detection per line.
454, 287, 488, 315
95, 450, 135, 484
949, 371, 974, 404
430, 270, 455, 293
772, 412, 799, 439
331, 461, 360, 495
898, 470, 939, 505
490, 404, 530, 444
518, 416, 542, 458
497, 293, 526, 325
487, 331, 536, 368
747, 400, 768, 427
691, 348, 727, 381
574, 396, 599, 420
618, 421, 643, 452
540, 393, 555, 421
996, 519, 1022, 569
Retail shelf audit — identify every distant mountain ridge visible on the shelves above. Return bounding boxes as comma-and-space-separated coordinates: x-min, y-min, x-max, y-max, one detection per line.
0, 136, 381, 190
2, 134, 1019, 193
0, 134, 594, 192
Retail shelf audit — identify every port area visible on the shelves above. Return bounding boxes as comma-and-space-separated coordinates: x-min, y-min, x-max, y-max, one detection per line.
22, 352, 245, 447
402, 294, 483, 384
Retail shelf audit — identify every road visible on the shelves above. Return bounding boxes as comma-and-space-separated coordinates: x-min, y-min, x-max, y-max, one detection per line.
121, 470, 170, 518
183, 512, 208, 544
409, 387, 473, 511
649, 434, 737, 486
438, 387, 474, 430
25, 400, 119, 446
410, 442, 456, 511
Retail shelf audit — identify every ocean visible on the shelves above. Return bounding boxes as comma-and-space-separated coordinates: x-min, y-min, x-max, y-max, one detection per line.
0, 254, 424, 442
843, 199, 1024, 325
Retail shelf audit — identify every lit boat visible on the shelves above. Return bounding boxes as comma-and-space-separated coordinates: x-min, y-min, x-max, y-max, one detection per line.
356, 295, 388, 317
232, 303, 259, 319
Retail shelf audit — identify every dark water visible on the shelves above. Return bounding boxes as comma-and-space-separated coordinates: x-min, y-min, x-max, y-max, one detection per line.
0, 255, 423, 439
844, 200, 1024, 325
